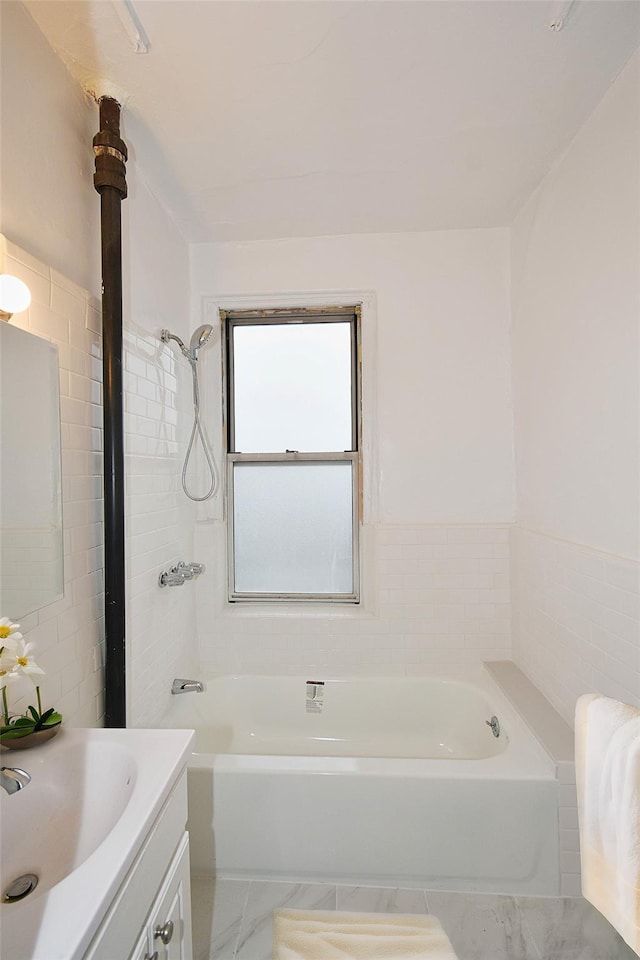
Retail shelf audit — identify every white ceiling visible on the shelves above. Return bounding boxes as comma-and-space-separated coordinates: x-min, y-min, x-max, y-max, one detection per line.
24, 0, 640, 243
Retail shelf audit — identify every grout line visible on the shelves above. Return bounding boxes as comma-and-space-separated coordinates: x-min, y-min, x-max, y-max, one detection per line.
515, 898, 544, 960
230, 882, 251, 959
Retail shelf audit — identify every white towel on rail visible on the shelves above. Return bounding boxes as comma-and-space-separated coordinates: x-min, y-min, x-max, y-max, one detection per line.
273, 909, 459, 960
576, 693, 640, 954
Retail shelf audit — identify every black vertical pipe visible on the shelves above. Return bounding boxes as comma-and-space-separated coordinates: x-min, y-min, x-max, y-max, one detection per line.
93, 97, 128, 727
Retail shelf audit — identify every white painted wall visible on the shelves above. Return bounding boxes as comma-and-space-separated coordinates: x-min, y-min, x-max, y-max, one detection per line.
511, 52, 640, 722
0, 1, 99, 295
511, 51, 640, 562
191, 228, 515, 524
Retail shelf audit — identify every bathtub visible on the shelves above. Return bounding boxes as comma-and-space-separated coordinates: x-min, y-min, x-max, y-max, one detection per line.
162, 668, 560, 895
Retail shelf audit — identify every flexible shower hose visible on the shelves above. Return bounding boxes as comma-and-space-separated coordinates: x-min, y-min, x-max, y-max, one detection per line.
182, 362, 217, 501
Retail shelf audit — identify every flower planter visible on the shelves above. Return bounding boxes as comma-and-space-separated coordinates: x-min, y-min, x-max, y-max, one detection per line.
1, 724, 60, 750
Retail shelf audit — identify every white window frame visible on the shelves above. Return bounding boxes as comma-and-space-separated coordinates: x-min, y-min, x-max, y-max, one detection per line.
222, 306, 362, 603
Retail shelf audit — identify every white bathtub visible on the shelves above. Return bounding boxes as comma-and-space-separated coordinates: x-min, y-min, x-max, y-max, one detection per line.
162, 668, 560, 895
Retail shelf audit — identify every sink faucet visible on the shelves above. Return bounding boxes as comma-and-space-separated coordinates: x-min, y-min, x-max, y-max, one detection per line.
1, 767, 31, 795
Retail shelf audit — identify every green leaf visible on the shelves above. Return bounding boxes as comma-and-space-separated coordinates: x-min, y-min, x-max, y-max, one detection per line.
42, 712, 62, 727
0, 722, 37, 740
34, 707, 54, 731
0, 708, 62, 739
8, 716, 35, 729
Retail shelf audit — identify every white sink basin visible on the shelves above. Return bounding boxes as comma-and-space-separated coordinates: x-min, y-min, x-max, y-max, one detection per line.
2, 739, 136, 897
0, 726, 193, 960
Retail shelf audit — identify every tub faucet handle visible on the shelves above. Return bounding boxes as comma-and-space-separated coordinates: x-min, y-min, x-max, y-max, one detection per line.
159, 561, 206, 587
178, 560, 205, 578
175, 561, 195, 580
158, 566, 187, 587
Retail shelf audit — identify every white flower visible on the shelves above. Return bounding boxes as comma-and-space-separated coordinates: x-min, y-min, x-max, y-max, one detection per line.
0, 643, 17, 681
0, 617, 22, 643
10, 639, 44, 682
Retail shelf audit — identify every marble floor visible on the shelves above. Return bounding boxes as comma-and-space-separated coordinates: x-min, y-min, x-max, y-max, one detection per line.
191, 876, 638, 960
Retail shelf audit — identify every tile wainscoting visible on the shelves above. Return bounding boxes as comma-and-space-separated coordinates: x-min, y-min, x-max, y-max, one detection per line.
197, 523, 512, 676
512, 526, 640, 726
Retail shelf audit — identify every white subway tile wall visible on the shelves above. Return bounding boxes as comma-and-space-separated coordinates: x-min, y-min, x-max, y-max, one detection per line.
197, 523, 512, 675
1, 237, 199, 729
512, 526, 640, 726
1, 237, 105, 726
556, 760, 581, 897
124, 328, 199, 727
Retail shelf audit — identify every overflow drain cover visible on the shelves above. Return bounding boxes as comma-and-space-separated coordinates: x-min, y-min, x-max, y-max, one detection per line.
4, 874, 38, 903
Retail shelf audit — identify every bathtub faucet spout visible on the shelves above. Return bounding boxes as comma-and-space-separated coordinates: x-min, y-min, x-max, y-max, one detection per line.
171, 678, 205, 695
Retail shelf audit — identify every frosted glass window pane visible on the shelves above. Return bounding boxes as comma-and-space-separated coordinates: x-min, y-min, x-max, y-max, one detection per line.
233, 462, 353, 594
233, 322, 352, 452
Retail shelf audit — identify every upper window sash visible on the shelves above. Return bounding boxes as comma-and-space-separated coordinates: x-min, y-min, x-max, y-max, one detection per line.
223, 308, 360, 456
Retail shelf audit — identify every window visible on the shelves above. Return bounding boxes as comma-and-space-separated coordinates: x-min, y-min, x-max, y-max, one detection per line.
223, 306, 361, 602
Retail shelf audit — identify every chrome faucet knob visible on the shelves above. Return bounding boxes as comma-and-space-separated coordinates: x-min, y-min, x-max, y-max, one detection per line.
158, 567, 187, 587
158, 560, 205, 587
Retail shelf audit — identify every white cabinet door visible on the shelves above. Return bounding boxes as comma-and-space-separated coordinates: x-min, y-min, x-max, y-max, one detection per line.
128, 928, 152, 960
148, 835, 193, 960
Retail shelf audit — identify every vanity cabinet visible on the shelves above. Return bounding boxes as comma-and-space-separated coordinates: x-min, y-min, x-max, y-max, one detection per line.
136, 835, 192, 960
1, 729, 195, 960
84, 771, 193, 960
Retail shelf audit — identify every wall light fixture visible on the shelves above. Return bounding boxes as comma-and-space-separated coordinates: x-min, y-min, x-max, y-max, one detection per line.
0, 275, 31, 321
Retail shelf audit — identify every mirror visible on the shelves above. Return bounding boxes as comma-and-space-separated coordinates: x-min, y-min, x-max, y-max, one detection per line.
0, 322, 64, 618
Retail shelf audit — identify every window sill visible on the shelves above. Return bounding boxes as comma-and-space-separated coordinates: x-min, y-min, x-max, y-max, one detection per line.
218, 598, 376, 620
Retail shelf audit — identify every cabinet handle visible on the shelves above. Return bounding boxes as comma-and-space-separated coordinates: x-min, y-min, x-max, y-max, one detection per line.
154, 920, 174, 945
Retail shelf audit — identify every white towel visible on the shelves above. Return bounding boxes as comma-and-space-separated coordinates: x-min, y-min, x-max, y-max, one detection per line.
576, 693, 640, 953
273, 909, 459, 960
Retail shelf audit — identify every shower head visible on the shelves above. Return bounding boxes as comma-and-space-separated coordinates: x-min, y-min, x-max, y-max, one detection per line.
161, 324, 213, 363
189, 324, 214, 361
